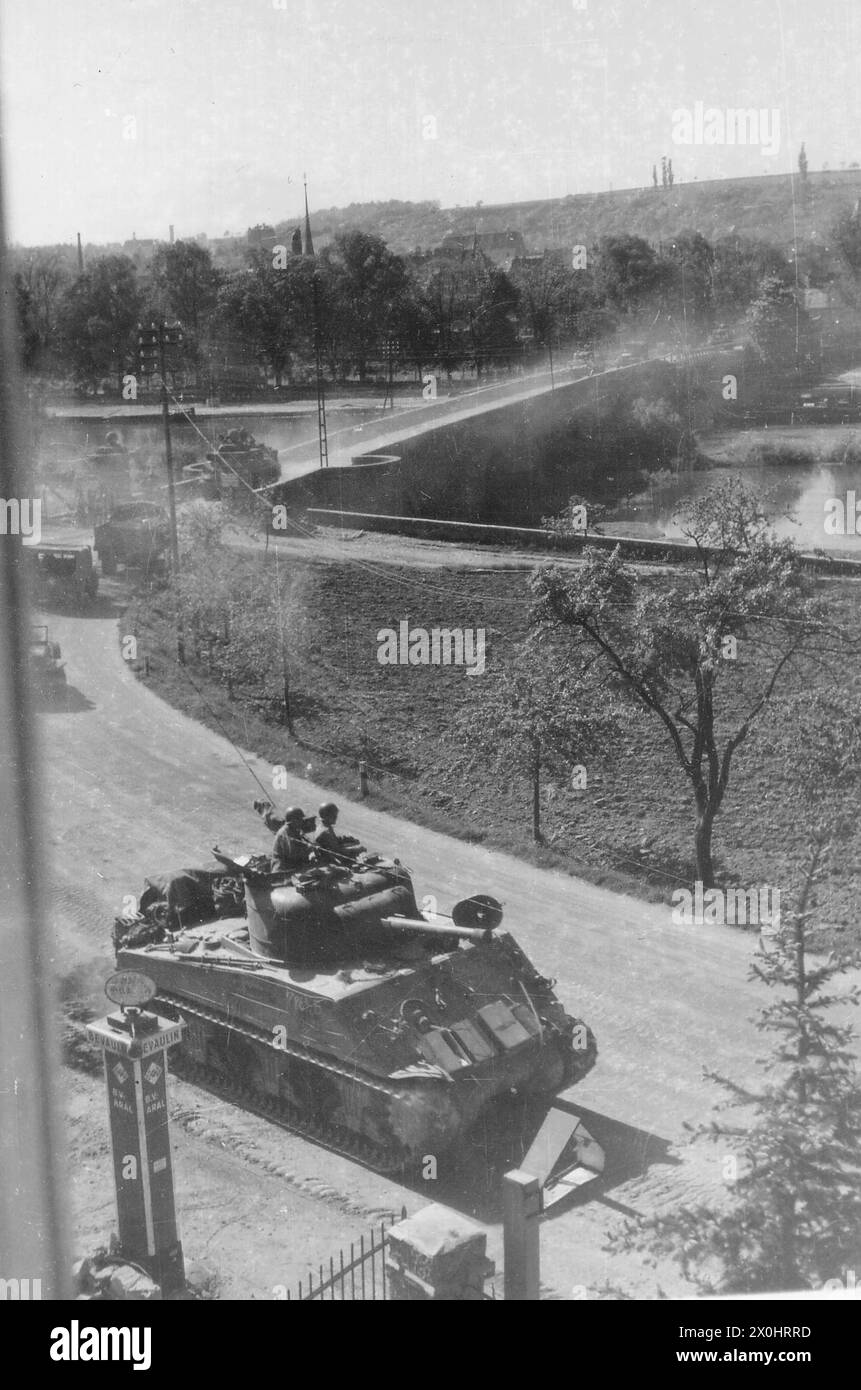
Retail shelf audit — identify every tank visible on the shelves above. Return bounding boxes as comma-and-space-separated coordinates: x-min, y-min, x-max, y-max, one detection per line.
206, 429, 280, 489
113, 842, 597, 1173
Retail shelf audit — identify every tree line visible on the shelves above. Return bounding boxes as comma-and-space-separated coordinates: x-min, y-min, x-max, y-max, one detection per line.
13, 212, 859, 397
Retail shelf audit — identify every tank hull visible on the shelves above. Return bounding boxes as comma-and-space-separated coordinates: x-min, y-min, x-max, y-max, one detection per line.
117, 921, 596, 1171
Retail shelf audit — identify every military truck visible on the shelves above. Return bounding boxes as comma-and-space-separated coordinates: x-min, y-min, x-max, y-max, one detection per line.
23, 531, 99, 608
94, 501, 170, 575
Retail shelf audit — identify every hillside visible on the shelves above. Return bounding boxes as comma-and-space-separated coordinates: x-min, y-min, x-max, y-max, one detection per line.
276, 169, 861, 256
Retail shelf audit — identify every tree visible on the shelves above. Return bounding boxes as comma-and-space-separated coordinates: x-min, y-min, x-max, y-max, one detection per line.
652, 164, 658, 190
745, 273, 811, 371
57, 255, 142, 393
509, 251, 594, 353
611, 863, 861, 1291
712, 236, 791, 319
216, 250, 314, 386
458, 642, 617, 843
608, 696, 861, 1293
150, 240, 221, 339
530, 480, 836, 887
630, 396, 699, 471
468, 264, 519, 376
395, 284, 436, 381
833, 203, 861, 279
659, 231, 715, 333
13, 274, 41, 371
509, 252, 567, 349
798, 142, 808, 183
320, 231, 410, 380
12, 248, 70, 369
597, 235, 665, 317
422, 259, 476, 379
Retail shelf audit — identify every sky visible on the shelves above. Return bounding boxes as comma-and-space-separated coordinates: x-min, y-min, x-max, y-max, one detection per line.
1, 0, 860, 247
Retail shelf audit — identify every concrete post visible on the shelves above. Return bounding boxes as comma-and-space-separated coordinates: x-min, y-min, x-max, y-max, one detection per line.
85, 1008, 185, 1294
502, 1169, 540, 1301
358, 759, 369, 797
386, 1204, 494, 1301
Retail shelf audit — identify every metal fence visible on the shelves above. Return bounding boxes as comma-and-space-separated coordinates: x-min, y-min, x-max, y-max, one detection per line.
287, 1209, 407, 1301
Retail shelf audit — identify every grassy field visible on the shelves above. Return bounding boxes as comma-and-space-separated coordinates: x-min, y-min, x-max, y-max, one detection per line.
127, 549, 861, 951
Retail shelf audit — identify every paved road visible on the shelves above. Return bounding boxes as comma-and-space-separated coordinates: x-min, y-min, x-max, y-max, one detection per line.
42, 588, 754, 1131
39, 585, 858, 1296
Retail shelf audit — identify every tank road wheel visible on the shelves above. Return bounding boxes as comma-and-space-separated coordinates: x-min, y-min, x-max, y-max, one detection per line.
208, 1032, 263, 1093
282, 1057, 338, 1131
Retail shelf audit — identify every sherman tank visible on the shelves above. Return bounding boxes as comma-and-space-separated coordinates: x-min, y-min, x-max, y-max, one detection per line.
206, 428, 280, 490
113, 823, 597, 1173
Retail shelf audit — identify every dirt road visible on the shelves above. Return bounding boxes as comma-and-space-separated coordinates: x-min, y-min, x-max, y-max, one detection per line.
39, 585, 859, 1298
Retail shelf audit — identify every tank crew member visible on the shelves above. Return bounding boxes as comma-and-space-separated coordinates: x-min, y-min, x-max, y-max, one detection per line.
313, 802, 363, 865
313, 802, 346, 864
271, 806, 314, 875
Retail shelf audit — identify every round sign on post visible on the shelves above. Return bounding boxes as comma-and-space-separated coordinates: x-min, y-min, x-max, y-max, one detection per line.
105, 970, 157, 1009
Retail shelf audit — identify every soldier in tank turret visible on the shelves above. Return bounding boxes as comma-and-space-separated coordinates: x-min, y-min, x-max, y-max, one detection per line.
271, 806, 315, 875
313, 802, 344, 864
313, 803, 362, 865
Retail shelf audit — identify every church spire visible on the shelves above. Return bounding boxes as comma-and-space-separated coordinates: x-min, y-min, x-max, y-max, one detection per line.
303, 175, 315, 257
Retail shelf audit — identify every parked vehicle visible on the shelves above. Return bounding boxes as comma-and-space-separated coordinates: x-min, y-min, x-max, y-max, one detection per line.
23, 533, 99, 607
94, 501, 170, 575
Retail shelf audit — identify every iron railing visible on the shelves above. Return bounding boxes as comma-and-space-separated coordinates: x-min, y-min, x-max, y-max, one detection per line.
287, 1209, 407, 1301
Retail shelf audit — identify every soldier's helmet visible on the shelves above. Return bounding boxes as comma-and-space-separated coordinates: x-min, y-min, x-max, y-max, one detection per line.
282, 806, 306, 826
318, 802, 339, 824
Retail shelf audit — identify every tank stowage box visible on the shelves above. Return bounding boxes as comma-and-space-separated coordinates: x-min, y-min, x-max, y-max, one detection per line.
115, 850, 597, 1171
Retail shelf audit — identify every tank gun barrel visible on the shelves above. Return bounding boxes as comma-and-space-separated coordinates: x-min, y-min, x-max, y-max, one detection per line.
380, 915, 492, 942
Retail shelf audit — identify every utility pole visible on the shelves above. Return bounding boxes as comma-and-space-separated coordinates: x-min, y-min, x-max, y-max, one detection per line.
303, 176, 328, 468
138, 320, 185, 662
312, 272, 329, 467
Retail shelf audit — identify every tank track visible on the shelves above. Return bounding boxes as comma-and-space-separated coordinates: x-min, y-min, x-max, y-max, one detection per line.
156, 990, 414, 1175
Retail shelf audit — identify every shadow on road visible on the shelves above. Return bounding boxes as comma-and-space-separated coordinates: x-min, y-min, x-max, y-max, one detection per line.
33, 592, 127, 620
393, 1097, 679, 1224
35, 684, 96, 714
